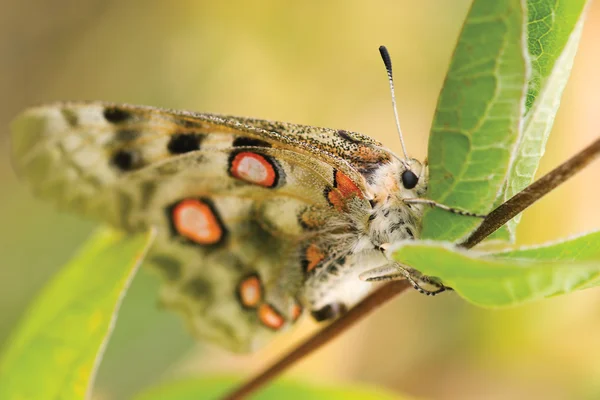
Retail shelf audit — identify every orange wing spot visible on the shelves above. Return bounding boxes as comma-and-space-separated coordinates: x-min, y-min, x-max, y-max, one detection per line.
335, 170, 363, 198
291, 302, 303, 321
259, 303, 285, 330
172, 199, 223, 244
230, 152, 277, 187
327, 170, 363, 211
327, 190, 345, 211
237, 275, 262, 309
304, 243, 325, 273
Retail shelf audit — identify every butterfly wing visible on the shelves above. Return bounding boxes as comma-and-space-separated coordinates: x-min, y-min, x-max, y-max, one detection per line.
11, 102, 391, 351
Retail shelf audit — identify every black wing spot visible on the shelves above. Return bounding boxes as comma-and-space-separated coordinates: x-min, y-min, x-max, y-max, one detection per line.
183, 277, 213, 301
167, 133, 204, 154
111, 149, 140, 171
103, 107, 132, 123
232, 136, 271, 148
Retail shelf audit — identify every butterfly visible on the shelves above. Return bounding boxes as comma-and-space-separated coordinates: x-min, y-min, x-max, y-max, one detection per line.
10, 47, 480, 352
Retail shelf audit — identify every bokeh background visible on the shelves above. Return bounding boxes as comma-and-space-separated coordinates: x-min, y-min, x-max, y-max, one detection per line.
2, 1, 600, 399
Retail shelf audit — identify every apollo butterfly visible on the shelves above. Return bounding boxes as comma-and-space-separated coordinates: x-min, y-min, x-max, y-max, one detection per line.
10, 47, 481, 352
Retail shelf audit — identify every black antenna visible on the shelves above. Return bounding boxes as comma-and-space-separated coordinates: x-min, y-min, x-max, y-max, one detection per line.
379, 45, 409, 161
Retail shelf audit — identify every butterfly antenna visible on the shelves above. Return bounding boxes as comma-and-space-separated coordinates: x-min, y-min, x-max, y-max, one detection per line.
379, 45, 409, 162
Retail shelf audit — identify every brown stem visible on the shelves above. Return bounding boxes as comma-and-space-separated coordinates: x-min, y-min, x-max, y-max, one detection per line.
223, 137, 600, 400
460, 137, 600, 249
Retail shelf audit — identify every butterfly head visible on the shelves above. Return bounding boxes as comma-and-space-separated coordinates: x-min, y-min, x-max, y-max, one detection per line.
366, 155, 427, 206
365, 156, 427, 247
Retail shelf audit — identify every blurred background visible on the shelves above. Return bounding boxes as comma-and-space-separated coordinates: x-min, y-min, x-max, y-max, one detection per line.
2, 1, 600, 399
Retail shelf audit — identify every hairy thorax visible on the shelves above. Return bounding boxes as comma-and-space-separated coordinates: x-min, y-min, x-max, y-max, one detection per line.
305, 159, 428, 312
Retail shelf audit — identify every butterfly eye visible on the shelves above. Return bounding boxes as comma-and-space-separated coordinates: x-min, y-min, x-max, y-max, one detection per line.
401, 170, 419, 189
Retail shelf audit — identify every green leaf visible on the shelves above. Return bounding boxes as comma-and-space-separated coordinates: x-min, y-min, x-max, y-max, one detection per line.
0, 228, 155, 400
492, 230, 600, 290
423, 0, 528, 242
133, 376, 410, 400
392, 230, 600, 307
495, 0, 589, 240
422, 1, 591, 243
493, 230, 600, 261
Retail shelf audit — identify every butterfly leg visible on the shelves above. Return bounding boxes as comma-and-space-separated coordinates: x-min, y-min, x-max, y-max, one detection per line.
359, 263, 448, 296
403, 198, 486, 218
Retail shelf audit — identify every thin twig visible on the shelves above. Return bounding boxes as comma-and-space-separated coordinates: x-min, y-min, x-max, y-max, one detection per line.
461, 137, 600, 248
223, 137, 600, 400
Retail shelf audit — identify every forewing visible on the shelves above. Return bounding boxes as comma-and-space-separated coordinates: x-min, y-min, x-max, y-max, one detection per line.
11, 102, 390, 220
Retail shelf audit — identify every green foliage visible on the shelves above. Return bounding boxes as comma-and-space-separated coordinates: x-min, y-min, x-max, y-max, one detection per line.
392, 230, 600, 307
423, 0, 528, 241
494, 230, 600, 291
409, 0, 599, 308
133, 376, 409, 400
0, 228, 154, 400
497, 0, 588, 240
423, 0, 589, 242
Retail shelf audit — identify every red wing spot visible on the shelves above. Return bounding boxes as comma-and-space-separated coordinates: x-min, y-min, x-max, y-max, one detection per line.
259, 304, 285, 330
291, 302, 303, 321
172, 199, 223, 244
304, 244, 325, 273
237, 275, 262, 309
230, 152, 278, 187
327, 170, 363, 211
